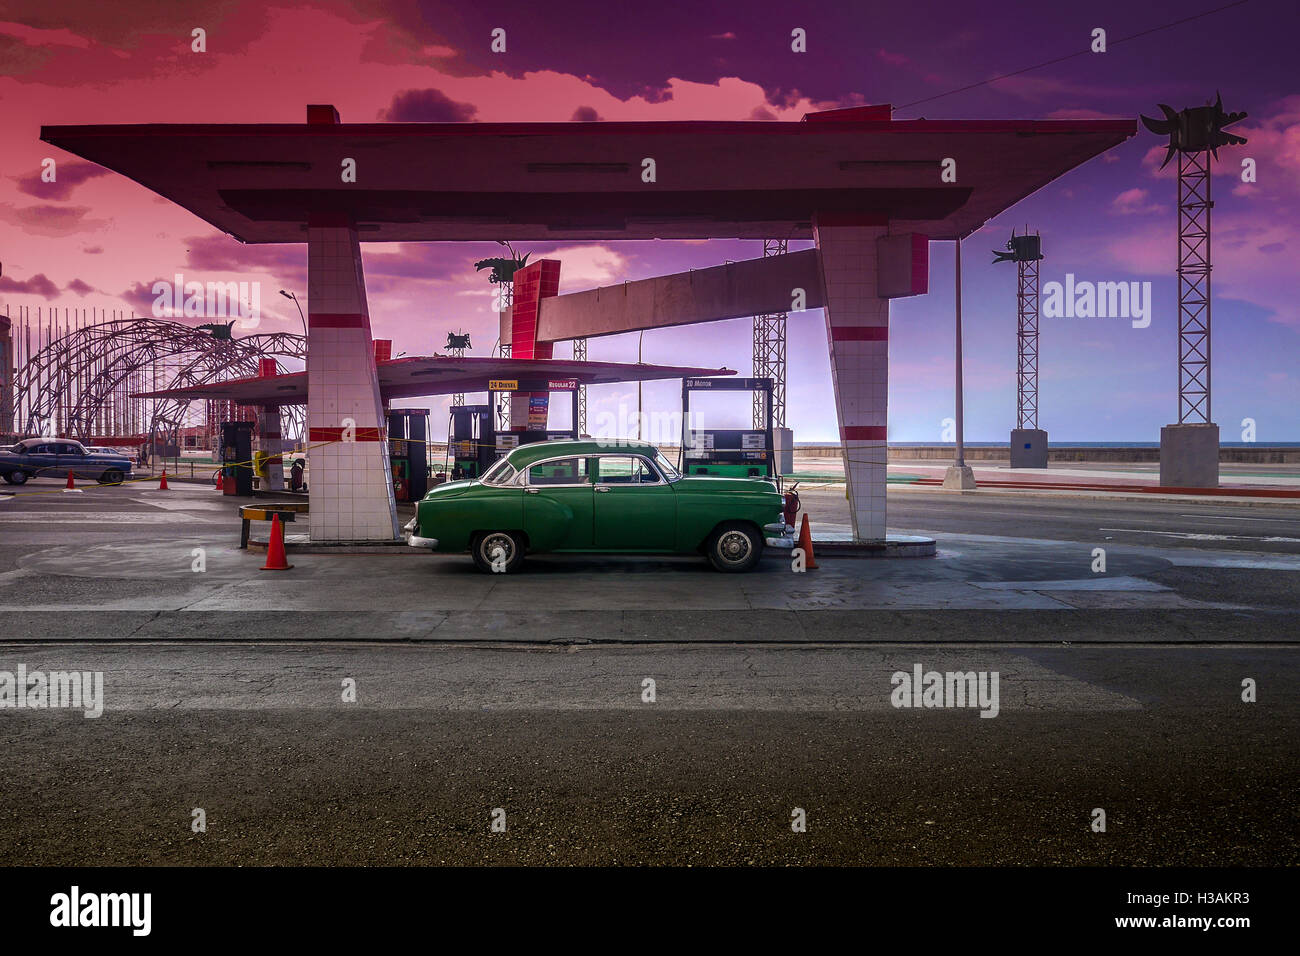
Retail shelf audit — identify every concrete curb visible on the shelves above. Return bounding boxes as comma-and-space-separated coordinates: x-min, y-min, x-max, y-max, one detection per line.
883, 484, 1300, 510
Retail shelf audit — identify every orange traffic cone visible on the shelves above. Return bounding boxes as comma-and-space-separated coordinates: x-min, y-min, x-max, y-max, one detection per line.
159, 470, 169, 490
62, 470, 83, 494
215, 471, 224, 491
260, 513, 293, 571
797, 513, 818, 569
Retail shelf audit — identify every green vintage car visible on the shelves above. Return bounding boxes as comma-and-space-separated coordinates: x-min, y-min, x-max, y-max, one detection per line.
404, 439, 793, 573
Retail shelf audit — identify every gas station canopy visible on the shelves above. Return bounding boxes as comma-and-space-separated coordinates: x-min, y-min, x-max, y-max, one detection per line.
42, 106, 1135, 242
132, 354, 736, 405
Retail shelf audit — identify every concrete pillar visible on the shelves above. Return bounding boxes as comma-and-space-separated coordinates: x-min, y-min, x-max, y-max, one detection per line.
814, 217, 889, 543
1160, 423, 1219, 488
305, 212, 399, 541
1010, 428, 1049, 468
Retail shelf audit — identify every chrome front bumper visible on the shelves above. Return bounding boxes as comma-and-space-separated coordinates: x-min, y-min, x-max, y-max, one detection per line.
403, 516, 439, 549
764, 521, 796, 549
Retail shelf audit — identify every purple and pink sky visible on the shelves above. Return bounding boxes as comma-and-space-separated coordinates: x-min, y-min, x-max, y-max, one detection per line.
1, 0, 1297, 441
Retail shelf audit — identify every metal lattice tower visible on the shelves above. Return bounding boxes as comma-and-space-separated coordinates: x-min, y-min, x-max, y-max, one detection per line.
446, 331, 471, 407
752, 238, 788, 428
573, 337, 588, 434
993, 229, 1044, 431
1140, 94, 1248, 426
1016, 256, 1040, 429
496, 282, 513, 431
1176, 148, 1212, 424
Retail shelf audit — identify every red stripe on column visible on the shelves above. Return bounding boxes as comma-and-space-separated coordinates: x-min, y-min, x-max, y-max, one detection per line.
830, 326, 888, 341
309, 313, 368, 328
309, 427, 385, 442
840, 426, 887, 440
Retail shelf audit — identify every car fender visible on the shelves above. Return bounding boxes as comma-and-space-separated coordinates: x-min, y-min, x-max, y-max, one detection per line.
520, 494, 578, 552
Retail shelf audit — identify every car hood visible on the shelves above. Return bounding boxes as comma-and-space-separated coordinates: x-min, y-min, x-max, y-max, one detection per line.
421, 479, 477, 500
673, 476, 780, 496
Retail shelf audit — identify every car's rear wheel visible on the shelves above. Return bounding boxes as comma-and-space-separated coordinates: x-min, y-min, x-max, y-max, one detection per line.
471, 531, 525, 574
6, 470, 28, 485
706, 522, 763, 572
99, 469, 124, 485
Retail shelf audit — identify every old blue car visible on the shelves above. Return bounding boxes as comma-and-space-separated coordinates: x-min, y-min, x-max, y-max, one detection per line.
0, 438, 134, 485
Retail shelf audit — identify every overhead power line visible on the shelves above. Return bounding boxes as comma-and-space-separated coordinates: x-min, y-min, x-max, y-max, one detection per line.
895, 0, 1254, 112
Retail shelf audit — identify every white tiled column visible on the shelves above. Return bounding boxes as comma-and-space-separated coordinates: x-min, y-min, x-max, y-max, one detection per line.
306, 215, 399, 541
814, 218, 889, 543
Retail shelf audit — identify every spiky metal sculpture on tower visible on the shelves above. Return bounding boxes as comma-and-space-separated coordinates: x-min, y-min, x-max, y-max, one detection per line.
992, 230, 1044, 431
1140, 94, 1248, 426
446, 331, 471, 407
1140, 93, 1247, 487
475, 241, 530, 430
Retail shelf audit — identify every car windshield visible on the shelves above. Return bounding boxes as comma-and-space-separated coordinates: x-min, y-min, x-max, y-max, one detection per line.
654, 453, 682, 481
481, 458, 516, 485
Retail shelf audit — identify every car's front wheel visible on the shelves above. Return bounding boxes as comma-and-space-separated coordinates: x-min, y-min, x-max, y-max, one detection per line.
471, 531, 525, 574
706, 522, 763, 572
99, 469, 124, 485
5, 470, 28, 485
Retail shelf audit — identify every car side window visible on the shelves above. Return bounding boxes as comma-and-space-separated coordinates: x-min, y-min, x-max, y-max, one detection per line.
596, 456, 660, 484
30, 444, 49, 455
527, 457, 589, 486
55, 443, 78, 455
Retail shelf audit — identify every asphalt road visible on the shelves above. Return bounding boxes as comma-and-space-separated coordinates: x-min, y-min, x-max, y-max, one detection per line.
0, 642, 1294, 866
0, 476, 1295, 865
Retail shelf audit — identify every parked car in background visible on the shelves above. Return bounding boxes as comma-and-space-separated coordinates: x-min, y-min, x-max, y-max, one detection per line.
404, 439, 794, 573
0, 438, 134, 485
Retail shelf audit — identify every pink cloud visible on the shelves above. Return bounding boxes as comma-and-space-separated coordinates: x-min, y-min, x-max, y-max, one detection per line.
15, 160, 110, 200
377, 88, 478, 122
0, 203, 103, 237
0, 272, 59, 299
1110, 188, 1164, 216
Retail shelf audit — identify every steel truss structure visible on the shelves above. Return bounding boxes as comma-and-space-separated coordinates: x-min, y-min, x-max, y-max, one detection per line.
573, 337, 588, 434
1176, 148, 1212, 424
448, 336, 468, 408
1016, 257, 1040, 429
10, 314, 305, 450
752, 238, 789, 429
495, 282, 514, 431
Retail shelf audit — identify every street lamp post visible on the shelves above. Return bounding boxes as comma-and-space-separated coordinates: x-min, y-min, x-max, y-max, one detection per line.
278, 290, 308, 339
943, 238, 977, 489
636, 330, 644, 441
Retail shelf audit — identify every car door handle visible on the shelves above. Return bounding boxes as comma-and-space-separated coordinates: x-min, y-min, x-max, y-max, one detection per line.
595, 486, 611, 493
526, 487, 540, 494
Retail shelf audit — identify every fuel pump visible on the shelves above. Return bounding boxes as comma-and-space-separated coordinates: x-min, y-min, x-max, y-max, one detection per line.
680, 377, 777, 478
448, 404, 497, 480
387, 408, 431, 501
220, 421, 255, 496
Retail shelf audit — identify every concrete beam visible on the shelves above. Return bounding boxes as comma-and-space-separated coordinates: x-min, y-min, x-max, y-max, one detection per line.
536, 249, 824, 342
